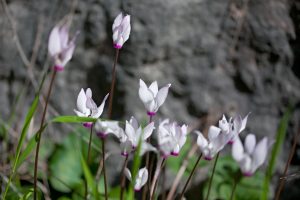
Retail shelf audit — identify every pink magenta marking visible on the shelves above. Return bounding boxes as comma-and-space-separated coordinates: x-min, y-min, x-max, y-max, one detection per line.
243, 172, 253, 177
121, 152, 129, 157
228, 140, 234, 145
171, 152, 179, 156
54, 65, 64, 71
113, 44, 122, 49
147, 111, 156, 117
83, 122, 93, 128
204, 156, 212, 161
96, 132, 107, 139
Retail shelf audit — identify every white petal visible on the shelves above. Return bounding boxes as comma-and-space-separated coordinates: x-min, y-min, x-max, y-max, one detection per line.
239, 155, 252, 174
240, 114, 250, 133
143, 122, 154, 140
233, 116, 242, 133
112, 13, 123, 30
121, 15, 131, 43
130, 116, 139, 130
48, 25, 61, 56
252, 137, 268, 172
95, 93, 109, 118
140, 142, 157, 156
59, 24, 69, 49
156, 83, 171, 108
74, 109, 85, 117
135, 167, 148, 190
76, 88, 87, 113
124, 168, 132, 181
245, 134, 256, 154
139, 79, 154, 103
232, 136, 244, 162
196, 131, 208, 149
208, 126, 221, 141
125, 121, 136, 144
149, 81, 158, 96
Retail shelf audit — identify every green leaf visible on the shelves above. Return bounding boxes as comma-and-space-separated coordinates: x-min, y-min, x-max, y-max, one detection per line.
261, 106, 293, 200
80, 153, 99, 200
49, 133, 82, 193
51, 116, 97, 123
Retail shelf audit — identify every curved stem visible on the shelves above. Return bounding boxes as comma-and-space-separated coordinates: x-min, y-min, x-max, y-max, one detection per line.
84, 124, 94, 199
275, 128, 300, 200
230, 170, 242, 200
102, 139, 108, 200
150, 158, 166, 200
107, 49, 119, 119
205, 152, 220, 200
120, 155, 129, 200
179, 153, 202, 200
34, 70, 57, 200
230, 179, 238, 200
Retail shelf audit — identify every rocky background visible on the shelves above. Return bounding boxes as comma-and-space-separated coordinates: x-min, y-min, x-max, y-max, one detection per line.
1, 0, 300, 199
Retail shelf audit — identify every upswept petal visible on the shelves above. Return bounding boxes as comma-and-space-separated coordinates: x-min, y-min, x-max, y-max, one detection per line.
208, 126, 221, 141
232, 136, 244, 162
219, 115, 229, 132
252, 137, 268, 171
240, 114, 249, 133
112, 13, 123, 30
124, 168, 132, 181
125, 121, 136, 145
76, 88, 87, 113
135, 167, 148, 191
94, 93, 109, 118
239, 155, 252, 174
60, 43, 75, 67
149, 81, 158, 96
48, 26, 61, 56
245, 134, 256, 154
59, 25, 69, 49
156, 83, 171, 108
143, 122, 155, 140
139, 79, 154, 103
196, 131, 208, 149
130, 116, 139, 130
74, 109, 85, 117
121, 15, 131, 42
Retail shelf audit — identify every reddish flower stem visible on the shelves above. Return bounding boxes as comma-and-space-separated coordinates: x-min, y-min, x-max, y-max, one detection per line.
120, 155, 129, 200
34, 70, 57, 200
205, 152, 220, 200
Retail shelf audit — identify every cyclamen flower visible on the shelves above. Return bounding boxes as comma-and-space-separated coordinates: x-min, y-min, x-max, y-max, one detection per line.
138, 79, 171, 116
196, 126, 231, 160
48, 23, 78, 71
95, 120, 124, 139
112, 13, 131, 49
232, 134, 270, 176
74, 88, 109, 127
157, 119, 188, 157
125, 116, 154, 149
125, 167, 148, 191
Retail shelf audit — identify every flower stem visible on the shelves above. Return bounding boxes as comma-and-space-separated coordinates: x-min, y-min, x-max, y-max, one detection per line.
84, 124, 94, 199
275, 128, 300, 200
102, 139, 108, 200
34, 69, 57, 200
179, 153, 203, 200
150, 158, 166, 200
142, 114, 154, 200
230, 170, 242, 200
205, 152, 220, 200
120, 155, 129, 200
107, 49, 120, 119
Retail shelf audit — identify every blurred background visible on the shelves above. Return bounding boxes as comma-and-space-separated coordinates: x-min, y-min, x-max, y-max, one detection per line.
0, 0, 300, 199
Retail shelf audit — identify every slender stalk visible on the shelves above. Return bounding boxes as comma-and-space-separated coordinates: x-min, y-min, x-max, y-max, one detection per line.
162, 165, 166, 200
230, 170, 242, 200
102, 139, 108, 200
120, 155, 129, 200
179, 153, 202, 200
166, 144, 198, 200
142, 114, 154, 200
205, 152, 220, 200
34, 70, 57, 200
107, 49, 120, 119
275, 128, 300, 200
84, 124, 94, 199
150, 158, 166, 200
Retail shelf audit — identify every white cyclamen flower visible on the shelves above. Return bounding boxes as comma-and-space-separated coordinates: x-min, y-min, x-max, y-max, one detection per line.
74, 88, 109, 127
196, 126, 231, 160
48, 23, 78, 71
138, 79, 171, 116
125, 167, 148, 191
112, 13, 131, 49
232, 134, 269, 176
125, 116, 155, 149
157, 119, 188, 157
95, 120, 124, 139
229, 114, 249, 143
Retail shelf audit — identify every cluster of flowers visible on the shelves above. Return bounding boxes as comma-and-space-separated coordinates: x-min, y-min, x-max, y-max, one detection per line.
47, 12, 272, 193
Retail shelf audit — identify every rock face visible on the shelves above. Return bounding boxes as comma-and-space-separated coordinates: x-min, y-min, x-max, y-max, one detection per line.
1, 0, 300, 198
